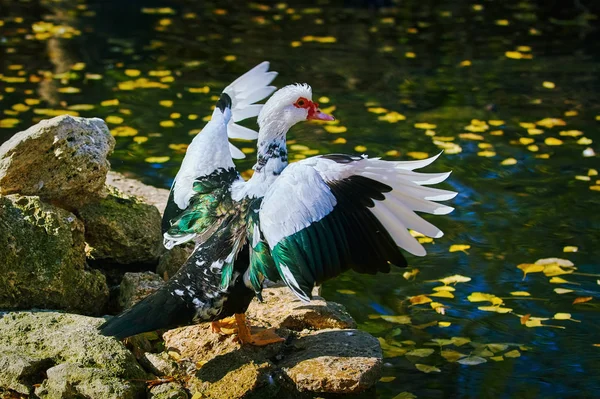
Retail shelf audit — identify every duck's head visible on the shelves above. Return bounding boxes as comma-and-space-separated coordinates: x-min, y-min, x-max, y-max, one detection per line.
257, 84, 334, 134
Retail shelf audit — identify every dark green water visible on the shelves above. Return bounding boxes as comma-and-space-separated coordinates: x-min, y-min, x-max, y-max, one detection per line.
1, 0, 600, 397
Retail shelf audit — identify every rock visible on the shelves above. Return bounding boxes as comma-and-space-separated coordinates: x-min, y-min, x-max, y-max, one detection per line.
148, 382, 189, 399
106, 171, 169, 216
0, 194, 109, 314
156, 244, 194, 280
246, 287, 356, 331
78, 187, 162, 265
119, 272, 165, 310
280, 329, 383, 394
159, 288, 380, 398
139, 352, 179, 377
0, 115, 115, 208
34, 363, 143, 399
0, 311, 148, 397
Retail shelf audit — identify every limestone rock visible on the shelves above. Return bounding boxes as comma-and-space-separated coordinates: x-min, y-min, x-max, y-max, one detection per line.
78, 187, 162, 265
246, 287, 356, 331
148, 382, 189, 399
119, 272, 165, 310
106, 171, 169, 216
156, 244, 194, 280
0, 194, 108, 314
160, 288, 381, 398
0, 115, 115, 208
34, 363, 143, 399
280, 329, 383, 394
139, 352, 179, 377
0, 311, 148, 397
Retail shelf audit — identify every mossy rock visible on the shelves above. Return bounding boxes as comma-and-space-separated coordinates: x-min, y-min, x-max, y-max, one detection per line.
78, 187, 162, 265
0, 194, 108, 314
0, 311, 149, 397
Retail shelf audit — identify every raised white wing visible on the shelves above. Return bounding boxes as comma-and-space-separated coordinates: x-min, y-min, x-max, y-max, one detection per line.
162, 62, 277, 245
258, 153, 456, 301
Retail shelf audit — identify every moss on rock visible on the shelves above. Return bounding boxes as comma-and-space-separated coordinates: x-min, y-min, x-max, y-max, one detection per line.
0, 311, 149, 397
0, 194, 108, 314
78, 187, 162, 265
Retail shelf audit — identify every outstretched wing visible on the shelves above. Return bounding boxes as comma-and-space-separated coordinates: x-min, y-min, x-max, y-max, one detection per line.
162, 62, 277, 247
258, 153, 456, 301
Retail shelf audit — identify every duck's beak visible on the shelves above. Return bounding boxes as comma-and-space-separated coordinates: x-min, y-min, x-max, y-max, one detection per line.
307, 102, 335, 121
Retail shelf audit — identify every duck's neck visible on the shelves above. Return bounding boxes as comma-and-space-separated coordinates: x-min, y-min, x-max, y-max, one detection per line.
241, 123, 289, 199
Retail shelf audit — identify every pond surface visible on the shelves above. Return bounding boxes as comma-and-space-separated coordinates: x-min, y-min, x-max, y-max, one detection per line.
1, 0, 599, 397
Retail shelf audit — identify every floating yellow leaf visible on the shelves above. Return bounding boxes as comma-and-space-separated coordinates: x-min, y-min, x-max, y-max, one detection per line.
101, 99, 119, 106
68, 104, 95, 111
527, 144, 539, 152
430, 302, 446, 315
528, 128, 544, 135
459, 133, 484, 141
468, 292, 503, 305
415, 364, 440, 373
160, 120, 175, 128
170, 112, 181, 119
564, 110, 578, 117
159, 100, 173, 107
575, 176, 591, 181
519, 137, 535, 145
477, 150, 496, 157
553, 313, 573, 320
537, 118, 566, 128
105, 115, 124, 125
332, 137, 347, 144
133, 136, 148, 144
110, 126, 138, 137
438, 321, 451, 327
402, 269, 419, 280
407, 152, 429, 160
501, 158, 517, 166
542, 81, 555, 89
563, 246, 578, 253
478, 306, 513, 313
336, 289, 356, 295
577, 137, 593, 145
324, 125, 347, 134
510, 291, 530, 296
124, 69, 141, 77
188, 86, 210, 94
410, 295, 432, 305
25, 98, 41, 106
554, 288, 574, 294
433, 286, 456, 292
378, 111, 406, 123
379, 376, 396, 383
504, 350, 521, 358
430, 291, 455, 299
549, 277, 574, 284
573, 297, 592, 305
441, 350, 466, 362
414, 122, 437, 130
438, 275, 471, 285
405, 52, 416, 58
449, 244, 470, 253
367, 107, 388, 114
459, 60, 471, 67
354, 145, 367, 152
451, 337, 471, 347
145, 156, 170, 163
391, 392, 417, 399
406, 348, 435, 357
525, 319, 543, 328
520, 314, 531, 325
560, 130, 583, 137
544, 137, 563, 146
517, 263, 544, 279
386, 149, 400, 157
57, 87, 81, 94
381, 315, 411, 324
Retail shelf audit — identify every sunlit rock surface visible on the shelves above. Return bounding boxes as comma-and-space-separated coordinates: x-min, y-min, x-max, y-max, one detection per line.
106, 171, 169, 216
0, 115, 115, 208
0, 194, 109, 314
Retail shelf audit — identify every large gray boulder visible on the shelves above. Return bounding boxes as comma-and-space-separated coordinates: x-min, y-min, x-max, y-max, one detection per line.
0, 194, 109, 314
0, 115, 115, 208
0, 311, 148, 398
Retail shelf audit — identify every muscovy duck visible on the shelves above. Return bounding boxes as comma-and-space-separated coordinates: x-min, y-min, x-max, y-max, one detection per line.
100, 69, 456, 346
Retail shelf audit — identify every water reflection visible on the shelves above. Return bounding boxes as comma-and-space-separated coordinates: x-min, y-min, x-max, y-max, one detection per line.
1, 0, 599, 397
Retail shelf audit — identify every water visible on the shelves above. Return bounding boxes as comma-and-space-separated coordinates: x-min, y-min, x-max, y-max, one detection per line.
1, 0, 599, 397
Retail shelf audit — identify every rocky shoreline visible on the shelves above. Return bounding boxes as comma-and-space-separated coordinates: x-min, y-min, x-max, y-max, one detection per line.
0, 116, 383, 398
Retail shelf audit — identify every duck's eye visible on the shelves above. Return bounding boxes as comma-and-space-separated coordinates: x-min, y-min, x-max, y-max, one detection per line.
294, 97, 309, 108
